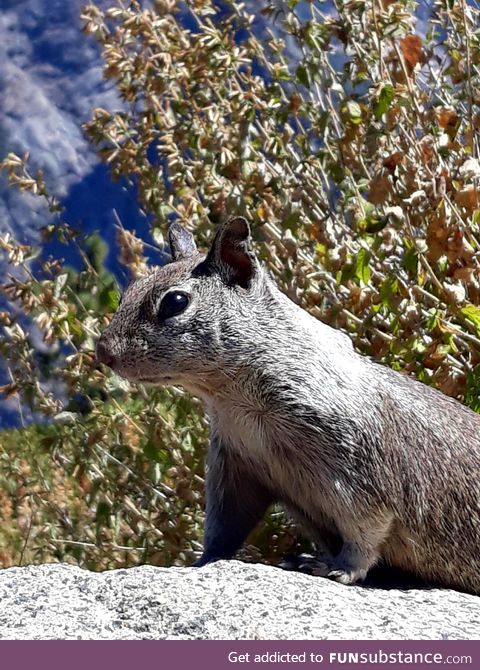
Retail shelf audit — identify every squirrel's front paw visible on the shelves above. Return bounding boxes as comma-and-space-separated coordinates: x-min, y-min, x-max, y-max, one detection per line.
279, 551, 369, 584
327, 567, 368, 585
279, 553, 331, 577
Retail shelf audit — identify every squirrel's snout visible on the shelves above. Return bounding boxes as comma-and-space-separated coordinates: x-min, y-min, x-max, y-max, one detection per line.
96, 335, 117, 369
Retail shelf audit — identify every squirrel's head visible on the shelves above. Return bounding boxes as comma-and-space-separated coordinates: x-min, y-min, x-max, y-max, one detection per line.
95, 217, 267, 394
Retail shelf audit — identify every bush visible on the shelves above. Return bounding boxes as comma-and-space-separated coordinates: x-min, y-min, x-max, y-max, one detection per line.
1, 0, 480, 568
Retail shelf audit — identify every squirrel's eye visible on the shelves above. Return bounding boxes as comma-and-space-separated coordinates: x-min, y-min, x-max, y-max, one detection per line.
158, 291, 190, 320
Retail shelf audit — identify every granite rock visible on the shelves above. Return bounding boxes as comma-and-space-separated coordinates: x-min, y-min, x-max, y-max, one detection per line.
0, 561, 478, 640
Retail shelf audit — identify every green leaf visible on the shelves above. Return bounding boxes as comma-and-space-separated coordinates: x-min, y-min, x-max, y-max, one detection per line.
374, 84, 395, 119
329, 162, 344, 183
315, 111, 329, 135
276, 69, 291, 81
361, 214, 388, 234
158, 203, 173, 218
354, 248, 371, 285
460, 304, 480, 336
96, 501, 111, 529
403, 245, 418, 275
465, 365, 480, 413
296, 65, 310, 88
283, 210, 301, 232
442, 332, 458, 353
380, 276, 399, 308
424, 309, 439, 331
99, 286, 119, 311
345, 100, 362, 123
143, 439, 162, 463
411, 337, 427, 354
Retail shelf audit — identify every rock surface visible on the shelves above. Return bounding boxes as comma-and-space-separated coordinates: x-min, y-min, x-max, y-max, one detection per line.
0, 561, 478, 640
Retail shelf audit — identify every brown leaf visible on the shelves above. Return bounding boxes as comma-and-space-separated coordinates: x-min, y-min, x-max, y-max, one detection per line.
434, 369, 466, 397
426, 210, 449, 262
423, 342, 447, 369
454, 186, 480, 211
454, 267, 476, 283
289, 93, 302, 114
383, 151, 405, 171
367, 174, 391, 205
223, 160, 241, 181
419, 137, 435, 164
436, 108, 460, 131
400, 34, 423, 70
349, 286, 373, 313
447, 231, 475, 264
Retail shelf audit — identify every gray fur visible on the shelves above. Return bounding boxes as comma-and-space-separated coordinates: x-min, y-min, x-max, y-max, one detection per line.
168, 223, 197, 261
96, 218, 480, 594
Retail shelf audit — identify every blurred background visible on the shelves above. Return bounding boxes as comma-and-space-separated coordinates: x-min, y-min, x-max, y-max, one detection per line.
0, 0, 479, 573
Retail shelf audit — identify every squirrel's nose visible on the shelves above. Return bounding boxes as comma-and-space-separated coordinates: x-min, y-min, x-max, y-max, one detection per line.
95, 335, 116, 369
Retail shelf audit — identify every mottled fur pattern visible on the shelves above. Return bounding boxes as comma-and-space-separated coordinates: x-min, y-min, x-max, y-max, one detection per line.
97, 218, 480, 594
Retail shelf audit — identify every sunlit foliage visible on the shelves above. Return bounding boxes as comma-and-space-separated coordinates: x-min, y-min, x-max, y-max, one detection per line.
1, 0, 479, 568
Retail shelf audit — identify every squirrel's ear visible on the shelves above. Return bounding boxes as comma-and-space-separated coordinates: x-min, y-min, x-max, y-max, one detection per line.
168, 223, 197, 261
207, 217, 256, 288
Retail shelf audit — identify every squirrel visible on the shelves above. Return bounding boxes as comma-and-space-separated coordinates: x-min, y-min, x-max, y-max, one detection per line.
96, 217, 480, 594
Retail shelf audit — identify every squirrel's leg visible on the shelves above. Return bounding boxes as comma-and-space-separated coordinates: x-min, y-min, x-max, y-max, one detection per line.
194, 436, 274, 567
325, 511, 394, 585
